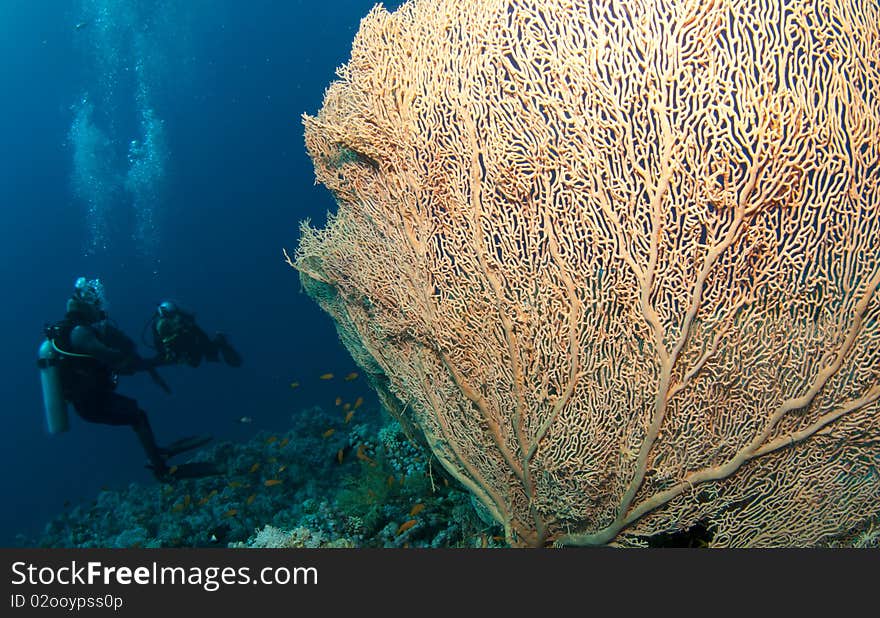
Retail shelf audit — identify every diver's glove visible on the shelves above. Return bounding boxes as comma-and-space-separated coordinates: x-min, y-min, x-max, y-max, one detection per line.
114, 354, 143, 375
116, 355, 173, 394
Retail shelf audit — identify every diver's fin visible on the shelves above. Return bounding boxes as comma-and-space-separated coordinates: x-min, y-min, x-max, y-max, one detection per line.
159, 435, 213, 459
166, 461, 221, 479
215, 334, 243, 367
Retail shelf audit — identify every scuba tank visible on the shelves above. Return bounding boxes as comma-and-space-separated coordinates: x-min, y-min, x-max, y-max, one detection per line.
38, 338, 69, 434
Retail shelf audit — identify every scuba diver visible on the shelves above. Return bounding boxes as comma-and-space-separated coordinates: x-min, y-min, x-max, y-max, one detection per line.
146, 300, 242, 369
37, 277, 218, 481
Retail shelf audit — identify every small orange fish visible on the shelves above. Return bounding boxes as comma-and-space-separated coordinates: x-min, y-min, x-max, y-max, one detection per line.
344, 372, 359, 381
322, 428, 336, 438
227, 481, 243, 489
356, 444, 376, 466
249, 462, 260, 474
443, 478, 449, 487
168, 465, 178, 475
492, 535, 505, 542
171, 502, 185, 513
353, 396, 364, 409
335, 397, 342, 406
246, 494, 256, 505
396, 519, 418, 535
409, 503, 425, 517
387, 475, 395, 487
337, 448, 344, 464
342, 402, 352, 412
279, 437, 290, 448
277, 465, 287, 474
223, 508, 238, 518
197, 495, 210, 506
183, 495, 191, 508
319, 373, 334, 380
267, 456, 278, 463
289, 381, 300, 389
163, 485, 174, 494
266, 436, 278, 445
344, 410, 355, 424
209, 489, 218, 497
264, 479, 284, 487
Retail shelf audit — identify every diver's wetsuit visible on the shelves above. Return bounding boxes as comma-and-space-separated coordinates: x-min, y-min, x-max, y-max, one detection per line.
64, 365, 142, 426
54, 314, 168, 477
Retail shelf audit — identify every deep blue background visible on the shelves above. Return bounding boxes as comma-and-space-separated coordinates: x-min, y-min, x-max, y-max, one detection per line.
0, 0, 402, 546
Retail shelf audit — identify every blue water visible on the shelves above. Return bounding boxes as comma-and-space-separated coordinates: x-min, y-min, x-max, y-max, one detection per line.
0, 0, 402, 546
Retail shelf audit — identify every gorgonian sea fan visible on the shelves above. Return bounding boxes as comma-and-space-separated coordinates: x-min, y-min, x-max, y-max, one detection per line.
293, 0, 880, 547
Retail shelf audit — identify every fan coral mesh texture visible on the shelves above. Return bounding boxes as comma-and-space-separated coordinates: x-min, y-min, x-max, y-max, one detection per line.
294, 0, 880, 547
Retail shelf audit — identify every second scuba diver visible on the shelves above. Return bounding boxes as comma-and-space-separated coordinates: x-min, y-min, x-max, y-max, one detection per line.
147, 300, 242, 369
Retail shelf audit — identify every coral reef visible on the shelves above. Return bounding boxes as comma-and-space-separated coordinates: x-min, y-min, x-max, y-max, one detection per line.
26, 401, 504, 549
